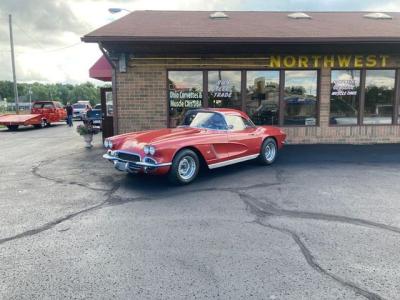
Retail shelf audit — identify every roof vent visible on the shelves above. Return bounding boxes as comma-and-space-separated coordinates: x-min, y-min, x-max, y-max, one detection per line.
288, 12, 311, 19
364, 12, 392, 20
210, 12, 229, 19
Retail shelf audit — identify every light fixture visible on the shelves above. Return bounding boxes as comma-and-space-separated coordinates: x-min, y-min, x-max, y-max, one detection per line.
108, 8, 132, 14
288, 12, 312, 19
210, 12, 229, 19
363, 12, 392, 20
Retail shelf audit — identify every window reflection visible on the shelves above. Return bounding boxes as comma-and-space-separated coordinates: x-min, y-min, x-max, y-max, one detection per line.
364, 70, 395, 125
105, 91, 113, 116
330, 70, 360, 125
168, 71, 203, 127
246, 71, 280, 125
284, 71, 318, 126
208, 71, 242, 109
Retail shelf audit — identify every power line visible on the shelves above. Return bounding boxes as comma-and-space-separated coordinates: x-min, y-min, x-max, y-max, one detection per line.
13, 21, 45, 51
41, 42, 81, 53
0, 42, 82, 54
8, 20, 74, 82
1, 21, 82, 54
12, 21, 82, 53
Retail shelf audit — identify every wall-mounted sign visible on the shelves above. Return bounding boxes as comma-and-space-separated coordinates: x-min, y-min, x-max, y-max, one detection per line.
212, 80, 232, 98
267, 55, 389, 68
169, 90, 202, 100
331, 80, 358, 96
170, 99, 202, 108
169, 90, 202, 108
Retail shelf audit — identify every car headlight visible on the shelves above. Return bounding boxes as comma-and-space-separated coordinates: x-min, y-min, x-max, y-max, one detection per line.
104, 139, 113, 149
149, 146, 156, 155
144, 145, 156, 155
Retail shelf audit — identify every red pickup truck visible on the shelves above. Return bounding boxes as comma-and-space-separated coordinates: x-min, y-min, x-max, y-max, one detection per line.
0, 101, 67, 131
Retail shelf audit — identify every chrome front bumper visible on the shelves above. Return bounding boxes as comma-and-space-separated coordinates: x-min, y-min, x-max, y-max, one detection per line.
103, 152, 171, 173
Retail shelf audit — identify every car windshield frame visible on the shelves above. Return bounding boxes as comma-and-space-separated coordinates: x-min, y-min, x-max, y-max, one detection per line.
182, 111, 229, 130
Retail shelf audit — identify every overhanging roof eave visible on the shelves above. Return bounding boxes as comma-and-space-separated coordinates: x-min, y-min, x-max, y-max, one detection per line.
81, 35, 400, 44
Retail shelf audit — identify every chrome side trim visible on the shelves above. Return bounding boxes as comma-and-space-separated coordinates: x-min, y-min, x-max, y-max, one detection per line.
136, 161, 172, 167
208, 154, 259, 169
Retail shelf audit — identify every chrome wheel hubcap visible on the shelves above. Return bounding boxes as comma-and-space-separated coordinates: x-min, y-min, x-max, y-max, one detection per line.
178, 156, 196, 180
264, 142, 276, 162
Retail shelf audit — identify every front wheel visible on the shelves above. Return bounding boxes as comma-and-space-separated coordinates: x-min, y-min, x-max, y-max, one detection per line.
259, 137, 278, 165
168, 149, 200, 185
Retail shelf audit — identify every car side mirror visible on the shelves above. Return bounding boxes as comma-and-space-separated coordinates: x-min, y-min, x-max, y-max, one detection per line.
227, 125, 234, 130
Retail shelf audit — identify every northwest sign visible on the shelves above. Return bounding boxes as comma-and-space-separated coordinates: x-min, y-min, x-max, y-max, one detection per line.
267, 55, 389, 68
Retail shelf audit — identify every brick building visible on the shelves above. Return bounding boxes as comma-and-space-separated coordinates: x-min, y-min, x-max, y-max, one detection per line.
83, 11, 400, 144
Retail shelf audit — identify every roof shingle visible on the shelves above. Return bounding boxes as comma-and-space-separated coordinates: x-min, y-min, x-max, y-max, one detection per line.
83, 11, 400, 43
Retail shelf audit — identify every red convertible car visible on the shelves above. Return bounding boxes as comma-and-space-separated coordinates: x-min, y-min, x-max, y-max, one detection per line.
103, 108, 286, 184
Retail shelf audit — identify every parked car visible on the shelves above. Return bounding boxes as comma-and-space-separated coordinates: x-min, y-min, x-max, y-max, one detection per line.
0, 101, 67, 130
83, 107, 102, 129
103, 108, 286, 185
72, 103, 91, 120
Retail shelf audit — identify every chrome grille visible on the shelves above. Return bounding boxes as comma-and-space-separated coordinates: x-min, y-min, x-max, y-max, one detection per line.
116, 152, 140, 162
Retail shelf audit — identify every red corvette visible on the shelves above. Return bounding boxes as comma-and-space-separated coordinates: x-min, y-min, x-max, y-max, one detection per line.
103, 108, 286, 184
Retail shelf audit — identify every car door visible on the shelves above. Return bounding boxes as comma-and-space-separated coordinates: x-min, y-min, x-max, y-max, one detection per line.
55, 102, 66, 120
41, 102, 58, 122
225, 115, 263, 159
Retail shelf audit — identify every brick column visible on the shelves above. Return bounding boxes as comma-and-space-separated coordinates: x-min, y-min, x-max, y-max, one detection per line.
319, 67, 331, 128
116, 64, 167, 134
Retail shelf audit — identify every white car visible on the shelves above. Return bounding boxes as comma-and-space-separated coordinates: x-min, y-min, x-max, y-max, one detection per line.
72, 103, 91, 120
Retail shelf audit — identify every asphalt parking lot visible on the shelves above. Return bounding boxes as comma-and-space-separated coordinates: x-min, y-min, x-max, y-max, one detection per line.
1, 124, 400, 300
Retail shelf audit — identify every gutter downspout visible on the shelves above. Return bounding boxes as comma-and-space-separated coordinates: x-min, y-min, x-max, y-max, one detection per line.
99, 43, 119, 135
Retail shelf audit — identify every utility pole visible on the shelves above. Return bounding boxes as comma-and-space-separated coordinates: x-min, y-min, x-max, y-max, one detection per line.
28, 87, 32, 109
9, 14, 19, 114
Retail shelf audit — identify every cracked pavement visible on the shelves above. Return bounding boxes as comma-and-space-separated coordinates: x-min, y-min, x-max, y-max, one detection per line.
1, 124, 400, 299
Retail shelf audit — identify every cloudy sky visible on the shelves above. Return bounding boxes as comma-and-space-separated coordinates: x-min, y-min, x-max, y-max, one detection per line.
1, 0, 400, 85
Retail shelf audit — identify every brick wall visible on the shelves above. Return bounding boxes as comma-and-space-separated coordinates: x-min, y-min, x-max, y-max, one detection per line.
115, 57, 400, 144
116, 65, 167, 133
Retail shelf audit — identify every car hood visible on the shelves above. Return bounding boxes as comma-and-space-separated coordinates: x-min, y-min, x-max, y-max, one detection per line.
119, 127, 204, 149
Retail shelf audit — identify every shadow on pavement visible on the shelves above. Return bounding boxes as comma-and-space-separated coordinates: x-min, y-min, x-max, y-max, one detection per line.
113, 144, 400, 194
278, 144, 400, 165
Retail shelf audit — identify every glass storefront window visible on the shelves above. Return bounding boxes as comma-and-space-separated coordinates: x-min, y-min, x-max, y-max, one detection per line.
168, 71, 203, 127
364, 70, 395, 125
330, 70, 360, 125
284, 70, 318, 126
208, 71, 242, 109
246, 71, 280, 125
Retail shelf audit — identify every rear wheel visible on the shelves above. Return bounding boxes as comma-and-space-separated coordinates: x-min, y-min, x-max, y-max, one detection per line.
7, 125, 18, 131
259, 137, 278, 165
168, 149, 200, 185
34, 119, 46, 129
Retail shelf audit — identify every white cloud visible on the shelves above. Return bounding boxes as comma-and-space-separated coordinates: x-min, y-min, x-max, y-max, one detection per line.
0, 0, 243, 84
0, 0, 398, 84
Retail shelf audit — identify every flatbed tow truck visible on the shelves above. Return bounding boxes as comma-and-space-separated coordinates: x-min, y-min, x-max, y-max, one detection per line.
0, 101, 67, 131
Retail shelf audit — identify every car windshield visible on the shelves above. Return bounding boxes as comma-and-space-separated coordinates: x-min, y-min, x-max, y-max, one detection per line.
32, 103, 44, 108
73, 104, 86, 109
183, 111, 227, 130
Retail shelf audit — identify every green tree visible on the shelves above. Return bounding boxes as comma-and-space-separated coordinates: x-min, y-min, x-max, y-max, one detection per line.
69, 82, 100, 106
0, 81, 104, 105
